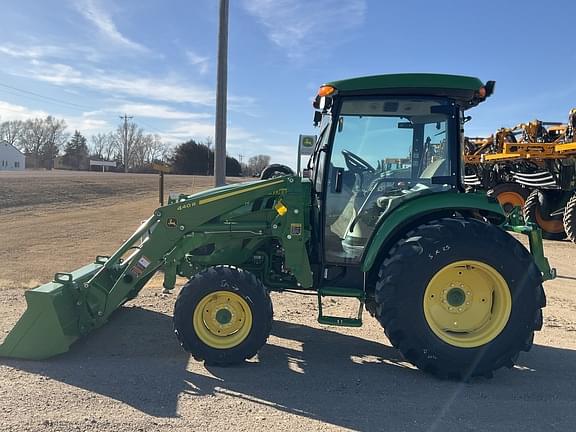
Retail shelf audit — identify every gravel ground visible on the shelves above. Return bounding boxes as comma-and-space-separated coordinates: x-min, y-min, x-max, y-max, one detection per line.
0, 171, 575, 432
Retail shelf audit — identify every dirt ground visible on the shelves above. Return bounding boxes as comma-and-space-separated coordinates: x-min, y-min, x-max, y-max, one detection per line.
0, 170, 575, 432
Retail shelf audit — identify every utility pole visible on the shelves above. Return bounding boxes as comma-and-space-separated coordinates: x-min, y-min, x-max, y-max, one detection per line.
214, 0, 229, 187
120, 114, 133, 173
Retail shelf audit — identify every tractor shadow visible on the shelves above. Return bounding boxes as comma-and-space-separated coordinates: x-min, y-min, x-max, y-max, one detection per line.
3, 308, 576, 431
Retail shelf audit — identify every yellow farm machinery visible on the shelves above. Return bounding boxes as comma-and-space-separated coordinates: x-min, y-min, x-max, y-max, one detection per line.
465, 109, 576, 242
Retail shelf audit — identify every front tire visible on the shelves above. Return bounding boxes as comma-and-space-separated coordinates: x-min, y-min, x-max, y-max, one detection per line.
173, 266, 273, 365
374, 217, 545, 379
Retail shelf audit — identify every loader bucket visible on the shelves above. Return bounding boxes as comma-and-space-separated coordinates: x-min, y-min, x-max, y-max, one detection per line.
0, 261, 104, 360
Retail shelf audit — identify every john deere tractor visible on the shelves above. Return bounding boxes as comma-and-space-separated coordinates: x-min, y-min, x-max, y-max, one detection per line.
0, 74, 555, 379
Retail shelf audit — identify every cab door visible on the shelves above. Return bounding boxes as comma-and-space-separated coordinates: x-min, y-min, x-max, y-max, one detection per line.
323, 98, 451, 265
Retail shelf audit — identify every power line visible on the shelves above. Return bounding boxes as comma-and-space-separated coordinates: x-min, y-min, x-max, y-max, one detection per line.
0, 82, 95, 111
0, 83, 181, 138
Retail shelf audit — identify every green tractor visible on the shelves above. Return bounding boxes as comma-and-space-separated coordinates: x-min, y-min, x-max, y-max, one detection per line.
0, 74, 555, 379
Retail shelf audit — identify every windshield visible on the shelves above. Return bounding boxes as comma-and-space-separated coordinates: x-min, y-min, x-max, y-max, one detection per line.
333, 98, 451, 179
324, 97, 454, 264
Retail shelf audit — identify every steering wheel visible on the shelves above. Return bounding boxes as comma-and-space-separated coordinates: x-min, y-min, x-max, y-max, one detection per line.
342, 149, 376, 174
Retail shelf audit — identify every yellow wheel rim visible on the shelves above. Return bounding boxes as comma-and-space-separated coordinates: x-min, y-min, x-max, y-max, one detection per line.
496, 191, 525, 213
423, 260, 512, 348
193, 291, 253, 349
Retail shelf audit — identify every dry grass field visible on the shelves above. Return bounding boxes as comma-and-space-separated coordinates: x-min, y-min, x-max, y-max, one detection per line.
0, 170, 576, 432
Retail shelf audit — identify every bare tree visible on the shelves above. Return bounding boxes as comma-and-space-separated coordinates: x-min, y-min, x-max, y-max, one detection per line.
90, 133, 107, 159
18, 116, 68, 168
114, 121, 145, 170
104, 132, 119, 161
20, 118, 47, 155
147, 134, 167, 162
43, 117, 68, 169
132, 133, 168, 167
247, 154, 271, 175
89, 132, 119, 161
0, 120, 24, 148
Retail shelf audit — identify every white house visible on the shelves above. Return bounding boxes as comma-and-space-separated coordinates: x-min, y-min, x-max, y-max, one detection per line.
0, 141, 25, 171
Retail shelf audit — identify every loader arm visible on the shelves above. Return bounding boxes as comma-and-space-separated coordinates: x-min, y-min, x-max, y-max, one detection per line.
0, 176, 313, 359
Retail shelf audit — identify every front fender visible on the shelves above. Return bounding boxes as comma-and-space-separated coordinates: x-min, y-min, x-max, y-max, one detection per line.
361, 191, 504, 273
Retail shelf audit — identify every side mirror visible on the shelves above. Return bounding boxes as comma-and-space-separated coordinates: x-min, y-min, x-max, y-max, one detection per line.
485, 81, 496, 97
312, 95, 333, 111
313, 111, 322, 126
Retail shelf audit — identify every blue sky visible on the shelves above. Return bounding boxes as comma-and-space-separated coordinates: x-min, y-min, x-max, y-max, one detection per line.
1, 0, 575, 167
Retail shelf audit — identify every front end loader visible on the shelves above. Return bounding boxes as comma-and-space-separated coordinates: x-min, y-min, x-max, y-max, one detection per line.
1, 73, 556, 380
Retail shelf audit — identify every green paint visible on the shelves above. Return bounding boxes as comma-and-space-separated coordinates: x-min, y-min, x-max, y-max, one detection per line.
361, 191, 505, 272
1, 73, 557, 359
326, 73, 485, 105
319, 287, 365, 298
0, 262, 102, 359
328, 73, 483, 92
505, 222, 556, 281
0, 176, 314, 359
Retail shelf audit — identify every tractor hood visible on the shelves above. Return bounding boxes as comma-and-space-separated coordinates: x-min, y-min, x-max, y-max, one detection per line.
169, 176, 288, 207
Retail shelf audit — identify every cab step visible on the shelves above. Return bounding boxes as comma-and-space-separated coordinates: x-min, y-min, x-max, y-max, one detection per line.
317, 286, 364, 327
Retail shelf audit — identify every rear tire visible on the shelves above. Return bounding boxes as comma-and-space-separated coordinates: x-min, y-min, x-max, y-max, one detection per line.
524, 189, 566, 240
374, 217, 545, 379
564, 192, 576, 244
173, 266, 273, 365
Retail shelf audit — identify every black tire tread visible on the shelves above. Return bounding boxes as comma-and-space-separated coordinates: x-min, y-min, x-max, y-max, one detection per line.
564, 192, 576, 244
260, 164, 294, 180
375, 217, 545, 380
524, 189, 566, 240
173, 265, 273, 365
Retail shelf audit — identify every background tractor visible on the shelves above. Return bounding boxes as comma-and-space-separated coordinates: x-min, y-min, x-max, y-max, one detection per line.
0, 73, 555, 380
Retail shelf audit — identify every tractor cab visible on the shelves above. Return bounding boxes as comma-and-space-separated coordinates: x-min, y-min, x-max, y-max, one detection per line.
307, 74, 495, 265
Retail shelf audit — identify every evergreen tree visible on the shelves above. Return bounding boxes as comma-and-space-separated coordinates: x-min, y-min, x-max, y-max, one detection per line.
63, 130, 89, 169
171, 139, 242, 176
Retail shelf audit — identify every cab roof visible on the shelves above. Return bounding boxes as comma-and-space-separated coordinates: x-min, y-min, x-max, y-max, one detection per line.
324, 73, 488, 107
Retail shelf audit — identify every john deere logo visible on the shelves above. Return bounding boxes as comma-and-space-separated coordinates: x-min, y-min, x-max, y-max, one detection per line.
167, 217, 177, 228
299, 135, 316, 156
302, 136, 314, 147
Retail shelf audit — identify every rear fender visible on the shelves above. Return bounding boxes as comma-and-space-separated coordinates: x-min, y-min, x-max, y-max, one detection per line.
361, 191, 504, 274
